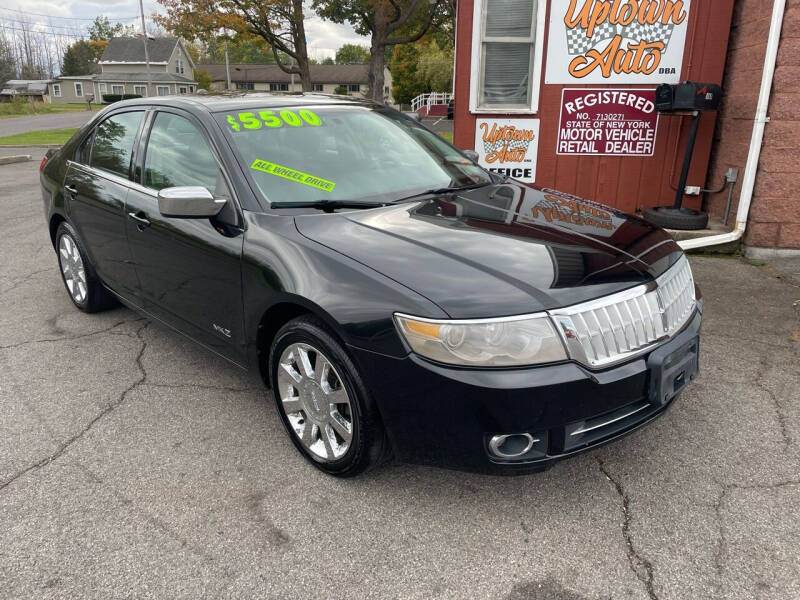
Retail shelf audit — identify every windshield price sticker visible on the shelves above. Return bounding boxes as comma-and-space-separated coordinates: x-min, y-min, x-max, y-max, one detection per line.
226, 109, 322, 132
250, 159, 336, 192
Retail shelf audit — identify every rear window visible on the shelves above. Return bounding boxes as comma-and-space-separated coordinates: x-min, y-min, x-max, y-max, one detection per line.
217, 104, 490, 205
90, 111, 144, 179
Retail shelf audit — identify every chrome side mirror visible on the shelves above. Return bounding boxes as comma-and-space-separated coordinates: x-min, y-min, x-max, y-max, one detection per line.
157, 186, 226, 218
463, 150, 480, 163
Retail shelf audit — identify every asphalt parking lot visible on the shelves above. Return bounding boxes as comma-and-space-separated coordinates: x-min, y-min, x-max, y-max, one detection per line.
1, 148, 799, 599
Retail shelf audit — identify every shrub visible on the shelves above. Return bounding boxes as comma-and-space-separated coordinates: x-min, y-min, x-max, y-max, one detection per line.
333, 85, 349, 95
101, 93, 142, 104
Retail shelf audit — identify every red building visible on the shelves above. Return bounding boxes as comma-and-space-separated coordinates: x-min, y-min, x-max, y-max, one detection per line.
452, 0, 799, 255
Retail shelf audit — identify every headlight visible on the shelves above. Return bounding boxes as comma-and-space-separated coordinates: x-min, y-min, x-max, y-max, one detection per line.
394, 313, 567, 367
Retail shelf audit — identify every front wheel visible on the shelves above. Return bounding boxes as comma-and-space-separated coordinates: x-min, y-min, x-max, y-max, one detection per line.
269, 316, 390, 477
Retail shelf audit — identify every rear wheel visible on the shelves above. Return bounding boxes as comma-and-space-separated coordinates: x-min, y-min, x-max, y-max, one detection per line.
55, 222, 117, 313
269, 316, 390, 477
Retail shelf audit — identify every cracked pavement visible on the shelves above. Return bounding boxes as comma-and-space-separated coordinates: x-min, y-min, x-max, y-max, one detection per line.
2, 148, 799, 599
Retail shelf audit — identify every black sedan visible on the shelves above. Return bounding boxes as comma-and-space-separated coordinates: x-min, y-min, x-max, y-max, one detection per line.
40, 94, 701, 476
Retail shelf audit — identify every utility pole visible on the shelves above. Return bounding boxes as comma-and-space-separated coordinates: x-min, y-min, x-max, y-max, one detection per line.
225, 40, 231, 90
138, 0, 152, 96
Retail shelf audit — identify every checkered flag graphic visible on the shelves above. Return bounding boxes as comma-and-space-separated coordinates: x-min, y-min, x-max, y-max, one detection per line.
566, 22, 618, 55
620, 20, 676, 49
482, 136, 532, 156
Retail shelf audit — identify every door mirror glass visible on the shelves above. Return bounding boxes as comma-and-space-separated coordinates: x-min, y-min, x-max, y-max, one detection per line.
157, 186, 226, 218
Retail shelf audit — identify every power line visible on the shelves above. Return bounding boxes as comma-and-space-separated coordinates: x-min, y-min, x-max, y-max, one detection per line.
0, 17, 91, 33
0, 6, 139, 21
0, 23, 85, 39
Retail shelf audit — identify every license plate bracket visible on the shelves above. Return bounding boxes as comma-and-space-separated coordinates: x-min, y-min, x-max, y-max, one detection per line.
647, 332, 699, 405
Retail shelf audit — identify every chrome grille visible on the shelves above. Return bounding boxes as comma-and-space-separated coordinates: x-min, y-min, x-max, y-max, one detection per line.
550, 256, 696, 368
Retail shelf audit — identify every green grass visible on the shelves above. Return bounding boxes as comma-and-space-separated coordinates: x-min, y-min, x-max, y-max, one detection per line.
0, 128, 78, 146
437, 131, 453, 143
0, 101, 98, 119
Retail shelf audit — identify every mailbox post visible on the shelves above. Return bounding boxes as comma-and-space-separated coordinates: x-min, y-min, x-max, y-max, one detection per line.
644, 82, 723, 230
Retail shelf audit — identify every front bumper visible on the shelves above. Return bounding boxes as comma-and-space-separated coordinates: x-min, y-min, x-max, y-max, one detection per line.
351, 306, 702, 474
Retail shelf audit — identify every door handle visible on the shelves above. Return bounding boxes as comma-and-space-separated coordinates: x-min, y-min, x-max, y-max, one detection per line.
64, 184, 78, 196
127, 211, 151, 229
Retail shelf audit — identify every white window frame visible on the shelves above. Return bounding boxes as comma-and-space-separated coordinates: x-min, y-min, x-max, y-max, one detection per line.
176, 58, 184, 74
74, 82, 83, 98
52, 84, 61, 97
157, 86, 169, 96
312, 83, 324, 92
468, 0, 546, 114
99, 83, 107, 94
111, 84, 124, 95
347, 84, 360, 92
134, 85, 147, 97
178, 86, 188, 94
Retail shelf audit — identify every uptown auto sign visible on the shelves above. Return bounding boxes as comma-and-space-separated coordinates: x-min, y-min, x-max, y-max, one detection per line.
474, 118, 540, 183
546, 0, 691, 84
557, 88, 659, 156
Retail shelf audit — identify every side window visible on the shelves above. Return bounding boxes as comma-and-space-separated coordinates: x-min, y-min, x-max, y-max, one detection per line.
76, 132, 93, 164
89, 111, 144, 178
143, 112, 221, 194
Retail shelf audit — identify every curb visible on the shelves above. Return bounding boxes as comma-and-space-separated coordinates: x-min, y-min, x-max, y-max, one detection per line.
0, 154, 32, 165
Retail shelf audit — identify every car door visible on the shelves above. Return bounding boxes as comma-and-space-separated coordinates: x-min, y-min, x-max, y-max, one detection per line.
64, 109, 145, 297
124, 108, 246, 364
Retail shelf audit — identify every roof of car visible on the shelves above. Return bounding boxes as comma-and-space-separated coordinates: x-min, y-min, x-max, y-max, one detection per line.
109, 92, 377, 114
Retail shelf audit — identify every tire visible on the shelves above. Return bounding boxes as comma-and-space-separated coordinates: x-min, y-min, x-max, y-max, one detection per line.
269, 315, 390, 477
55, 222, 117, 313
643, 206, 709, 230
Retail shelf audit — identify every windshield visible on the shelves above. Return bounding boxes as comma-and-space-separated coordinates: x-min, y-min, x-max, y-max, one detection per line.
216, 104, 492, 205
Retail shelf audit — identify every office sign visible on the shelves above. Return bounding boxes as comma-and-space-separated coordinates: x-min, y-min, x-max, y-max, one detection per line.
557, 88, 659, 156
474, 118, 540, 184
545, 0, 691, 84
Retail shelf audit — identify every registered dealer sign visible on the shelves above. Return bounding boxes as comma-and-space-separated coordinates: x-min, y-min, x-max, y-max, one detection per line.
557, 88, 659, 156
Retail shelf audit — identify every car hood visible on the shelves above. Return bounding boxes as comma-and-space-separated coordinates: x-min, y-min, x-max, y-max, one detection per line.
294, 182, 684, 318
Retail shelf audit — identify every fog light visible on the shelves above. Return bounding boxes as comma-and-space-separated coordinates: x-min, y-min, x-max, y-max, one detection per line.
488, 433, 537, 459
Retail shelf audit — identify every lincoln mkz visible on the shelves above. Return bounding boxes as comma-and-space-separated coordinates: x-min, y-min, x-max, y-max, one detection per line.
40, 95, 702, 476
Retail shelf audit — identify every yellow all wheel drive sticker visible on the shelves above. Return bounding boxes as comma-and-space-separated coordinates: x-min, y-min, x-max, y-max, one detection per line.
250, 159, 336, 193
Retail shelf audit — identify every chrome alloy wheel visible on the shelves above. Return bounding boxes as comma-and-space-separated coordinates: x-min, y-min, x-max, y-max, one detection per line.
58, 234, 87, 304
277, 343, 354, 462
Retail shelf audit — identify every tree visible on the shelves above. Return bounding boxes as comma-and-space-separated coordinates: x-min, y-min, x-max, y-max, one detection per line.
194, 68, 212, 90
156, 0, 313, 91
389, 43, 420, 105
416, 40, 452, 92
313, 0, 443, 102
321, 56, 335, 65
88, 16, 135, 41
333, 85, 348, 95
0, 38, 16, 88
335, 43, 369, 64
61, 41, 98, 76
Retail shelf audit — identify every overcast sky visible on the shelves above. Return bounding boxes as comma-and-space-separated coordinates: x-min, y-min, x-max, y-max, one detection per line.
0, 0, 368, 61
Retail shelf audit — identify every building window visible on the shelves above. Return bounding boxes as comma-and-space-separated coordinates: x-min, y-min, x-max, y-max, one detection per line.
269, 82, 289, 91
111, 85, 124, 95
237, 82, 255, 90
157, 86, 169, 96
179, 86, 188, 94
134, 85, 147, 97
52, 84, 61, 97
312, 83, 324, 92
470, 0, 546, 112
347, 84, 360, 92
176, 58, 184, 74
74, 82, 83, 98
189, 86, 194, 92
99, 83, 107, 94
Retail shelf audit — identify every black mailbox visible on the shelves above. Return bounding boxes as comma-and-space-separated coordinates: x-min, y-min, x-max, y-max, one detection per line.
655, 81, 723, 112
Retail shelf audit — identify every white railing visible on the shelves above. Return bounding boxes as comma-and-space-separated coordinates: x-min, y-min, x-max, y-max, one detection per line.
411, 92, 454, 113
